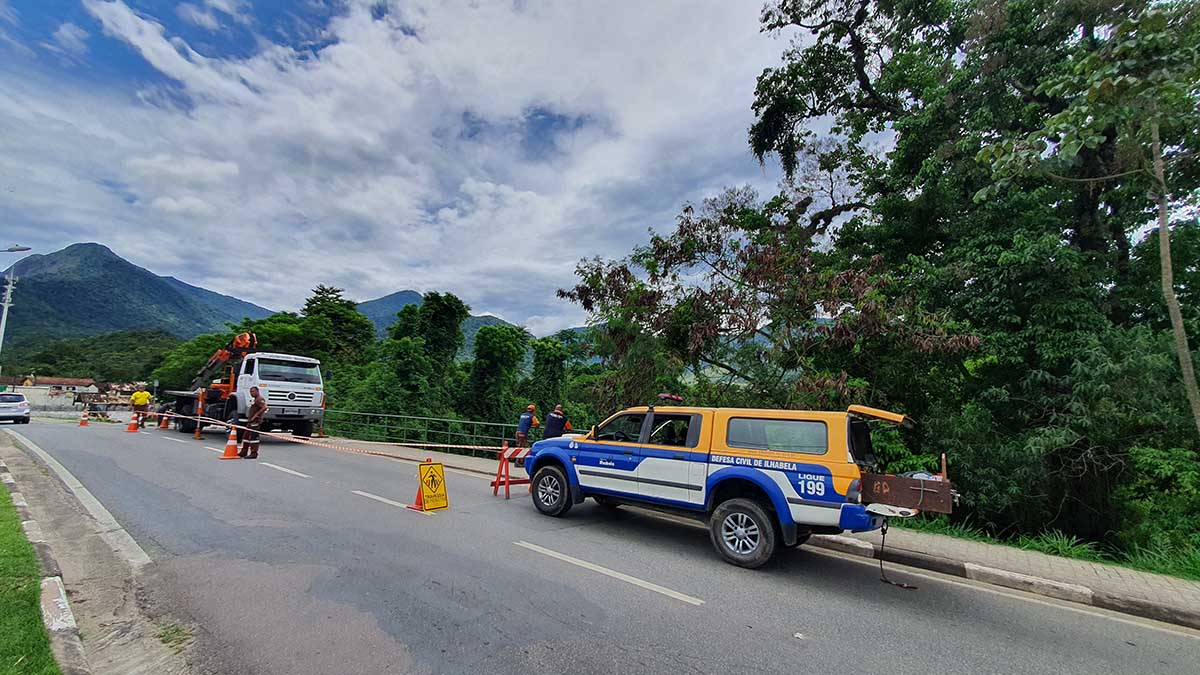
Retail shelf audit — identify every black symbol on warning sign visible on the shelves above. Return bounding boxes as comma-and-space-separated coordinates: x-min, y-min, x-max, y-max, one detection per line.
423, 471, 442, 494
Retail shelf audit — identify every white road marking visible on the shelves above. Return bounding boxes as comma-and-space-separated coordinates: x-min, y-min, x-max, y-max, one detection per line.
260, 462, 310, 478
804, 547, 1200, 641
351, 489, 434, 516
164, 437, 189, 444
4, 429, 153, 570
514, 541, 705, 606
203, 446, 223, 453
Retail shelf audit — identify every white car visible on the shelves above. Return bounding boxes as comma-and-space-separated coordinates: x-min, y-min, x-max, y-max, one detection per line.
0, 392, 31, 424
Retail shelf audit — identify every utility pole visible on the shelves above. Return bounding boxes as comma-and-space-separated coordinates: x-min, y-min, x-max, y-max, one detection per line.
0, 245, 33, 382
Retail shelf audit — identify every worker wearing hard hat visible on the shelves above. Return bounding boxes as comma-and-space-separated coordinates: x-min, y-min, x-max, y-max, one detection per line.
515, 404, 539, 448
543, 404, 573, 439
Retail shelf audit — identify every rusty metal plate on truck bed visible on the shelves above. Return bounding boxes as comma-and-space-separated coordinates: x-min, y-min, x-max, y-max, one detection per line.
861, 474, 954, 514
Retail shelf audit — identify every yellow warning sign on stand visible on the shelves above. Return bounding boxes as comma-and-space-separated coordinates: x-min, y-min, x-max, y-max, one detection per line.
417, 462, 449, 511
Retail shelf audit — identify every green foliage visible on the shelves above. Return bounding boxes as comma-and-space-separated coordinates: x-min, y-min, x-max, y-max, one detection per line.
151, 333, 231, 390
1015, 530, 1106, 561
0, 479, 62, 675
302, 285, 377, 362
10, 330, 180, 382
462, 324, 529, 422
523, 337, 569, 413
892, 514, 992, 543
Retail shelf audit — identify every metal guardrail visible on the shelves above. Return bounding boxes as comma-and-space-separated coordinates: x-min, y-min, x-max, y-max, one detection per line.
323, 409, 542, 459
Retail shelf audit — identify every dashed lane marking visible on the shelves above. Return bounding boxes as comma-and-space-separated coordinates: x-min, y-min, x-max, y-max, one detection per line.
513, 541, 705, 606
351, 489, 434, 516
260, 462, 310, 478
164, 437, 189, 444
203, 446, 223, 453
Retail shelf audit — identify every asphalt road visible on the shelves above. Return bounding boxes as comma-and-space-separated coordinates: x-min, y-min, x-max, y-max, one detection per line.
8, 420, 1200, 675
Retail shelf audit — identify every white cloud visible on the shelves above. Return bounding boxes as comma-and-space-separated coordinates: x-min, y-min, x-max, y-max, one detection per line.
177, 0, 250, 31
2, 0, 789, 332
0, 1, 16, 26
42, 22, 89, 57
150, 195, 217, 217
177, 4, 220, 30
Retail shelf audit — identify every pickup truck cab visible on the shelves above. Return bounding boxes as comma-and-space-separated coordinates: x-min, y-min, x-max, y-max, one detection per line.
524, 404, 913, 568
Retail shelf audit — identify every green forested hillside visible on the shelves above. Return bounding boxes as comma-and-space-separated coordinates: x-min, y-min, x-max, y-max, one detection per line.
9, 330, 181, 382
1, 243, 272, 357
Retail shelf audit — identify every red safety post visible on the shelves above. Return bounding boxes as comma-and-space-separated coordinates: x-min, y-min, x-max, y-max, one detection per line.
490, 442, 532, 500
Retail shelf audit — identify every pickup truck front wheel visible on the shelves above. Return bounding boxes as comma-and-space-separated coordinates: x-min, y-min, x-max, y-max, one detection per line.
532, 465, 573, 517
710, 498, 777, 568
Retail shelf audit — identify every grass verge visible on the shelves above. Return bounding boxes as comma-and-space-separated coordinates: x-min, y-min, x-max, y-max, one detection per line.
156, 623, 193, 654
894, 516, 1200, 582
0, 486, 61, 675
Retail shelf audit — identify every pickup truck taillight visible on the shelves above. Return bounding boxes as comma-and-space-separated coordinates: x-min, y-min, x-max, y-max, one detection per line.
18, 401, 30, 408
847, 478, 861, 503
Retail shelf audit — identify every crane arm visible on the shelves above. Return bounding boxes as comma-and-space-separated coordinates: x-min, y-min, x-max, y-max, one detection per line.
188, 332, 258, 391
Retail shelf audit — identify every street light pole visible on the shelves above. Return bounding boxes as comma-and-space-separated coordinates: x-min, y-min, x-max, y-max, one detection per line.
0, 245, 33, 382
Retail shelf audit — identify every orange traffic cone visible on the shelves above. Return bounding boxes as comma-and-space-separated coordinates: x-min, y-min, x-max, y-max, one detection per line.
193, 420, 203, 440
406, 458, 433, 511
218, 426, 241, 460
158, 414, 170, 429
124, 414, 140, 433
79, 409, 89, 427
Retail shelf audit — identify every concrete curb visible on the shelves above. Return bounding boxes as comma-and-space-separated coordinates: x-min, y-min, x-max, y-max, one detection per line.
6, 429, 152, 570
808, 534, 1200, 631
0, 459, 94, 675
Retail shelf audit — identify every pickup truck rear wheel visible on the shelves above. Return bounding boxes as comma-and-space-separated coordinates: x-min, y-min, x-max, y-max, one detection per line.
532, 465, 573, 517
710, 498, 777, 568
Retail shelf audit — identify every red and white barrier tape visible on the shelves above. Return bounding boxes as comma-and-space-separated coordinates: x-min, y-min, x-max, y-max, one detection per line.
129, 411, 507, 463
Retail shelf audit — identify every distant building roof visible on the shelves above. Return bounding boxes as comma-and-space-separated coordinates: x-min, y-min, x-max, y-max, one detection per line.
30, 376, 96, 387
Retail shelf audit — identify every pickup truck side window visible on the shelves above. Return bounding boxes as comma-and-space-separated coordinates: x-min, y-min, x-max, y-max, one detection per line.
595, 414, 646, 443
647, 413, 695, 448
726, 418, 828, 455
243, 359, 256, 375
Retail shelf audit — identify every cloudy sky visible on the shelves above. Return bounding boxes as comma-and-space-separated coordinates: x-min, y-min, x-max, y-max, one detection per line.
0, 0, 787, 334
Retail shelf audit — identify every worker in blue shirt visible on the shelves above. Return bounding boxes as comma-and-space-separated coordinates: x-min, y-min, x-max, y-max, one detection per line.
543, 404, 572, 439
515, 405, 539, 447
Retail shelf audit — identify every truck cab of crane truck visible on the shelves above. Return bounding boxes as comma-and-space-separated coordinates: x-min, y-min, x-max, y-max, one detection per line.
231, 352, 325, 437
524, 404, 917, 568
178, 352, 325, 438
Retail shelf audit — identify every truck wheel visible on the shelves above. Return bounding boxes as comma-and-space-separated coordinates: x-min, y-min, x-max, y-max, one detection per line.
709, 498, 778, 569
179, 418, 197, 434
531, 465, 572, 517
293, 420, 313, 438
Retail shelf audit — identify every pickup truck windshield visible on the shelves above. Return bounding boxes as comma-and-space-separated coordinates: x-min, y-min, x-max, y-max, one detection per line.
257, 359, 321, 384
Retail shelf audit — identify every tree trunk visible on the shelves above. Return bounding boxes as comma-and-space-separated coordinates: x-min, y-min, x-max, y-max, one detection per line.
1151, 121, 1200, 437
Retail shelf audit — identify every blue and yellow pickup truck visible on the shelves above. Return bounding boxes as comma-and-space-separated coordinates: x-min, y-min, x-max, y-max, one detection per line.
524, 403, 953, 568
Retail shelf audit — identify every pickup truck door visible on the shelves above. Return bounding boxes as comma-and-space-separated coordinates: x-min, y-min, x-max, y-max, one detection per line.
637, 412, 706, 505
573, 413, 647, 496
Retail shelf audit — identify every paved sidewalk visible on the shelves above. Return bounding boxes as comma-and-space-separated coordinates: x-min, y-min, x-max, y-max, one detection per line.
844, 527, 1200, 617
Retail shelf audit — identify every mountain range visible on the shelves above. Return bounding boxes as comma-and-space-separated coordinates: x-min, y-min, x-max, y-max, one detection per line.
1, 243, 523, 358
